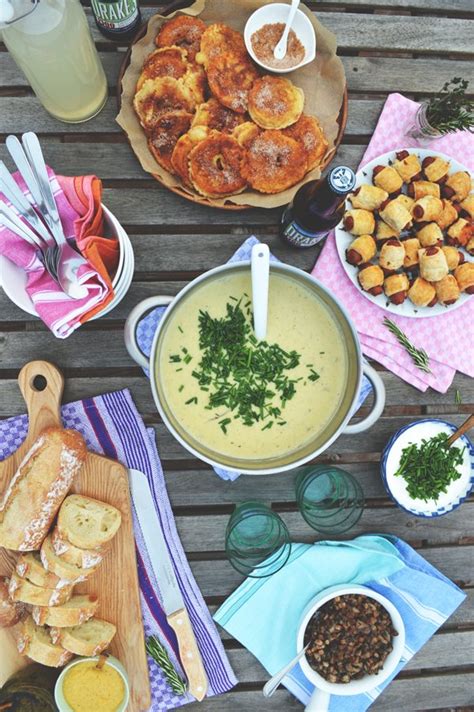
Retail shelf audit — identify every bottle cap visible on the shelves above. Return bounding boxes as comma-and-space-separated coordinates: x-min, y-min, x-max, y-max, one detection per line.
328, 166, 356, 195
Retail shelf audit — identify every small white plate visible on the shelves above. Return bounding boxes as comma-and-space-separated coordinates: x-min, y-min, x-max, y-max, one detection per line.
244, 3, 316, 74
335, 148, 474, 319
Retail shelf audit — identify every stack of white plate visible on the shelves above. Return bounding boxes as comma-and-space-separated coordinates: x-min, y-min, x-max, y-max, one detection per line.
0, 204, 134, 320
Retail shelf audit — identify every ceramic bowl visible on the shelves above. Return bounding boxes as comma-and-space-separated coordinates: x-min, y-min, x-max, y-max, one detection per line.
297, 584, 405, 711
381, 418, 474, 518
0, 204, 134, 320
54, 655, 130, 712
244, 3, 316, 73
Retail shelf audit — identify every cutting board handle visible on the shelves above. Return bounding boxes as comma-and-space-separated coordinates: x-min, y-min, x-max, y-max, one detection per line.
18, 361, 64, 437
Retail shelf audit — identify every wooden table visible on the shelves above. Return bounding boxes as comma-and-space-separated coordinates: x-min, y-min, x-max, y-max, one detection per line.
1, 1, 473, 709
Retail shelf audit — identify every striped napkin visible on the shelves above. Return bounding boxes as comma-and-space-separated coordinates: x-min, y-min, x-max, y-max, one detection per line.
312, 93, 474, 393
0, 389, 237, 710
215, 534, 466, 711
135, 236, 373, 481
0, 169, 116, 337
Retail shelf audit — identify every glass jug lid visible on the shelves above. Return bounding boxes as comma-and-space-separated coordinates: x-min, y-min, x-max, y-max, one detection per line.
0, 0, 38, 26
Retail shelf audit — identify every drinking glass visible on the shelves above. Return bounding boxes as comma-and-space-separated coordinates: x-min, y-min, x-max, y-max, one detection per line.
225, 502, 291, 578
295, 465, 364, 534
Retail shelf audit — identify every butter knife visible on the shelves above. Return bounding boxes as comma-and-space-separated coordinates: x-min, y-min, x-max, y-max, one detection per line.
129, 468, 208, 701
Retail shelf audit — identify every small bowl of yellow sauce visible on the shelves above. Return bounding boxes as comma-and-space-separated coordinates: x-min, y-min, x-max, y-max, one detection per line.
55, 655, 130, 712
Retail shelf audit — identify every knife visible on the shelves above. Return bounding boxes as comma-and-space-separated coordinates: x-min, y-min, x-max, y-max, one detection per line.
129, 468, 208, 701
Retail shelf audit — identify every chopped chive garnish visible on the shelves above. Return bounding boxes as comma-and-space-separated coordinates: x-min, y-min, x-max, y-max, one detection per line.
219, 417, 231, 434
262, 421, 273, 431
185, 397, 198, 405
175, 368, 183, 372
308, 369, 320, 382
169, 354, 181, 363
178, 326, 183, 333
179, 385, 184, 392
183, 354, 192, 364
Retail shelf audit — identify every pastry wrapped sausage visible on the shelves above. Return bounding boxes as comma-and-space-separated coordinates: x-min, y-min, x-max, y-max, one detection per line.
442, 245, 464, 271
454, 262, 474, 293
412, 195, 443, 222
422, 156, 450, 183
393, 194, 414, 211
407, 180, 440, 200
467, 237, 474, 256
379, 238, 405, 272
350, 184, 388, 211
434, 199, 459, 229
419, 246, 449, 282
416, 222, 443, 247
403, 237, 421, 269
442, 171, 472, 202
343, 209, 375, 235
434, 274, 460, 305
408, 277, 437, 307
376, 220, 398, 242
372, 165, 403, 194
384, 273, 409, 304
358, 263, 384, 295
393, 151, 422, 182
346, 235, 377, 265
379, 199, 412, 232
447, 218, 473, 247
460, 194, 474, 219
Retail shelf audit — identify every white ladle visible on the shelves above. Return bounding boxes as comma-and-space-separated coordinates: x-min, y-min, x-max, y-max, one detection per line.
251, 243, 270, 340
263, 643, 309, 698
274, 0, 301, 60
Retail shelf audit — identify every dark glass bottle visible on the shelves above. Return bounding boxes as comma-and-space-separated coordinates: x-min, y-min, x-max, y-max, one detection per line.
280, 166, 356, 248
91, 0, 141, 41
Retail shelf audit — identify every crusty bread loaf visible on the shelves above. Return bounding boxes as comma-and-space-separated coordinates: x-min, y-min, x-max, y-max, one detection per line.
40, 535, 96, 584
57, 495, 122, 550
51, 617, 116, 656
51, 527, 105, 569
32, 593, 99, 627
0, 427, 87, 551
17, 615, 73, 667
8, 571, 73, 607
0, 576, 26, 628
16, 552, 69, 590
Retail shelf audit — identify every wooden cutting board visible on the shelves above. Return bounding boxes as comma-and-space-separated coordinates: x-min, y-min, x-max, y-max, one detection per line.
0, 361, 151, 711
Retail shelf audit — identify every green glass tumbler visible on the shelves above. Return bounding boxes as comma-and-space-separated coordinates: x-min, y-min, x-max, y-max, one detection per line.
225, 501, 292, 578
295, 465, 364, 534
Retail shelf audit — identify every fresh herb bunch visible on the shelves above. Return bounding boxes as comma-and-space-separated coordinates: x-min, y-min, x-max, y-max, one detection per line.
394, 432, 465, 502
172, 298, 319, 433
425, 78, 474, 134
383, 318, 431, 374
146, 636, 187, 696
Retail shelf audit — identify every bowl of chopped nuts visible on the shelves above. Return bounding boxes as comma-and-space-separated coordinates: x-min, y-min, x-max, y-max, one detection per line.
297, 585, 405, 711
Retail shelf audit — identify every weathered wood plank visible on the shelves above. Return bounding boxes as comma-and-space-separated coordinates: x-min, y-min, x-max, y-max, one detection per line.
189, 545, 474, 596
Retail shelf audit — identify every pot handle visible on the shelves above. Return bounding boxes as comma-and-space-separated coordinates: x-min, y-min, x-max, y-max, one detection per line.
343, 362, 385, 434
124, 296, 174, 370
305, 688, 330, 712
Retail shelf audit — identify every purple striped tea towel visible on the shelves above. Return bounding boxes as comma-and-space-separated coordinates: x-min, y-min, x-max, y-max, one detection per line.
0, 389, 237, 710
135, 236, 373, 481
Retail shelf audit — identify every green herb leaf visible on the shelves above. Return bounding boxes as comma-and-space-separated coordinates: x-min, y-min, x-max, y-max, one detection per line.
383, 318, 431, 373
146, 636, 187, 696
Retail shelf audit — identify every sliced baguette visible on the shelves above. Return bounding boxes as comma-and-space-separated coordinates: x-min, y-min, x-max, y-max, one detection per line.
57, 495, 121, 550
17, 615, 73, 667
16, 552, 70, 590
51, 527, 105, 569
0, 427, 87, 551
40, 534, 97, 584
51, 617, 116, 656
32, 593, 99, 627
8, 571, 73, 607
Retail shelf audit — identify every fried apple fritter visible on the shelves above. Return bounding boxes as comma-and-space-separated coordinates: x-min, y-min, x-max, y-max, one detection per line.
136, 46, 188, 91
133, 77, 196, 131
147, 110, 193, 172
283, 114, 328, 170
155, 15, 206, 62
248, 75, 304, 129
189, 130, 247, 198
171, 125, 209, 187
242, 130, 307, 194
192, 98, 244, 134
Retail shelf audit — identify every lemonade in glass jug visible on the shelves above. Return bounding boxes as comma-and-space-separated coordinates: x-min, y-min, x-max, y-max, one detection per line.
1, 0, 108, 123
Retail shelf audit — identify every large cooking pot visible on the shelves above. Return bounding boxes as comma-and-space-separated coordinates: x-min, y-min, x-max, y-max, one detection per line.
124, 261, 385, 475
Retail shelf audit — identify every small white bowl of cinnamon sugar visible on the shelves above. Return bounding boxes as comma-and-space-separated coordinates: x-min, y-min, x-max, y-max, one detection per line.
244, 3, 316, 73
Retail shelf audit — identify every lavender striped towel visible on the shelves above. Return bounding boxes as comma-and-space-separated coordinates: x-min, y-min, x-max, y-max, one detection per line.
0, 389, 237, 710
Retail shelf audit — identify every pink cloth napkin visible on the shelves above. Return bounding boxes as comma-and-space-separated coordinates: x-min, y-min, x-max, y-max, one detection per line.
0, 169, 111, 339
312, 93, 474, 393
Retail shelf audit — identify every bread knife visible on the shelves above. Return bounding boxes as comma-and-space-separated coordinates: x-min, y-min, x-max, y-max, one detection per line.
129, 468, 208, 701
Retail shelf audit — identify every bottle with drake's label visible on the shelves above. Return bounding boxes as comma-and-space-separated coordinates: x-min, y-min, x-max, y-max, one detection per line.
91, 0, 141, 41
280, 166, 356, 248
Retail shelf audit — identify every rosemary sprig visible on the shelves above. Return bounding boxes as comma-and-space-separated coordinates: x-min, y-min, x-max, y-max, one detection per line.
425, 77, 474, 134
383, 318, 431, 374
146, 636, 187, 696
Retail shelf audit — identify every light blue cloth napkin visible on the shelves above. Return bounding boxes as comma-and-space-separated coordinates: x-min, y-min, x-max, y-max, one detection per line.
214, 535, 466, 711
136, 236, 373, 480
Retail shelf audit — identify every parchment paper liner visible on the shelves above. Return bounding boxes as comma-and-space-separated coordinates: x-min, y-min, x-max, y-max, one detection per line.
116, 0, 346, 208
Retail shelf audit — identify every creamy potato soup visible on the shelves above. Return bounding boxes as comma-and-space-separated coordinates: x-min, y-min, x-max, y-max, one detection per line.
158, 271, 348, 461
